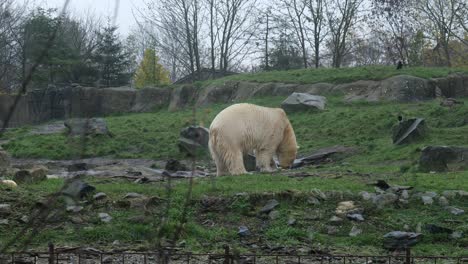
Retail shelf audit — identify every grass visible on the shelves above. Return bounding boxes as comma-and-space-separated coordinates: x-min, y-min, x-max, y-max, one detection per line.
1, 84, 467, 254
199, 66, 468, 85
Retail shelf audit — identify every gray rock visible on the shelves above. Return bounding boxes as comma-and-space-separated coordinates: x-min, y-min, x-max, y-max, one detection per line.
383, 231, 422, 249
20, 215, 28, 223
66, 205, 83, 213
347, 213, 365, 222
329, 216, 343, 223
281, 92, 326, 112
0, 219, 8, 225
327, 226, 338, 235
446, 206, 464, 215
457, 190, 468, 197
311, 189, 327, 200
13, 166, 48, 183
419, 146, 468, 172
287, 218, 296, 226
421, 196, 433, 205
260, 199, 279, 214
178, 126, 209, 157
451, 231, 463, 239
392, 118, 426, 145
124, 192, 145, 199
438, 196, 449, 206
0, 204, 11, 215
307, 196, 321, 205
268, 210, 280, 220
372, 193, 398, 209
61, 180, 96, 201
238, 226, 251, 237
359, 191, 371, 201
442, 190, 457, 198
292, 146, 356, 169
65, 118, 111, 136
349, 226, 362, 237
93, 192, 107, 200
98, 213, 112, 223
424, 191, 438, 198
401, 190, 410, 199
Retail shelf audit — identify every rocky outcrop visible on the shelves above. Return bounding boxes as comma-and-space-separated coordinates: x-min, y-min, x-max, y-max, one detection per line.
419, 146, 468, 172
281, 93, 326, 112
1, 73, 467, 128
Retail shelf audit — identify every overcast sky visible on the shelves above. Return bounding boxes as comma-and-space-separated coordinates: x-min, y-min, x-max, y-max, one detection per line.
29, 0, 146, 36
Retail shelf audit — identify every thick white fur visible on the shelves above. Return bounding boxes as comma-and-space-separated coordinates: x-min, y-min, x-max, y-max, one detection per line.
209, 103, 297, 176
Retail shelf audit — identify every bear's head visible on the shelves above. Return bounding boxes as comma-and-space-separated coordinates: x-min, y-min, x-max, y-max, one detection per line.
277, 121, 297, 169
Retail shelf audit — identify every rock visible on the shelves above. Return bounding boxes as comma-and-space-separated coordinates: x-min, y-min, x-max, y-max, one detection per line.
359, 191, 371, 201
310, 189, 327, 200
238, 226, 251, 237
421, 196, 433, 205
327, 226, 338, 235
268, 210, 280, 220
61, 179, 96, 201
64, 118, 111, 136
401, 190, 409, 200
287, 218, 296, 226
66, 205, 83, 213
98, 213, 112, 223
0, 204, 11, 215
124, 192, 145, 199
0, 219, 8, 225
93, 192, 107, 200
392, 118, 426, 145
372, 193, 398, 209
307, 196, 321, 205
164, 159, 188, 172
329, 216, 343, 224
446, 206, 464, 216
0, 180, 17, 188
383, 231, 422, 249
335, 201, 356, 216
457, 190, 468, 197
423, 191, 438, 198
292, 146, 356, 169
425, 224, 453, 234
451, 231, 463, 239
419, 146, 468, 172
438, 196, 449, 206
243, 153, 257, 172
178, 126, 209, 157
281, 92, 326, 112
260, 199, 279, 214
67, 163, 88, 172
347, 213, 364, 222
442, 190, 457, 198
13, 165, 48, 183
349, 226, 362, 237
20, 215, 29, 223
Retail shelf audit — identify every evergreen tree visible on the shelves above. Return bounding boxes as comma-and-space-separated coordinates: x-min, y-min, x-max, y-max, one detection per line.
134, 48, 170, 88
93, 23, 130, 87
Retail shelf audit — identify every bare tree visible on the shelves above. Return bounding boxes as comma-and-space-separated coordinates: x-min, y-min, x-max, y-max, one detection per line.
416, 0, 467, 66
325, 0, 364, 68
280, 0, 308, 68
306, 0, 327, 68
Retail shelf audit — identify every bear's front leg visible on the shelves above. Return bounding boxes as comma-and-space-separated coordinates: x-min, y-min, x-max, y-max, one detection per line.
256, 150, 276, 173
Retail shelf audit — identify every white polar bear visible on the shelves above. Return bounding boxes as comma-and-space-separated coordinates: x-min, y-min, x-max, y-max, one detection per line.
208, 103, 298, 176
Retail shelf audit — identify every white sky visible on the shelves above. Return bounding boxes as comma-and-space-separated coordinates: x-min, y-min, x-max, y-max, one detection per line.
23, 0, 146, 36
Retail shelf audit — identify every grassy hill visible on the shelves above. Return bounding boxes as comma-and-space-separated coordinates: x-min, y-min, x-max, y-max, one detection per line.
1, 67, 467, 255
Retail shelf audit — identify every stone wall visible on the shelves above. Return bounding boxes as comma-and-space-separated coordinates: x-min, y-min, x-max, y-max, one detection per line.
1, 73, 467, 128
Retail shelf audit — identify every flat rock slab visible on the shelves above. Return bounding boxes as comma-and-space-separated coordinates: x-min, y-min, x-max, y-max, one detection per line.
281, 92, 326, 112
291, 146, 356, 169
392, 118, 426, 145
383, 231, 422, 249
419, 146, 468, 172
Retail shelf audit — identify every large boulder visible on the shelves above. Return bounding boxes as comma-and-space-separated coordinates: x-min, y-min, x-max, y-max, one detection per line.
169, 85, 199, 111
13, 165, 48, 183
64, 118, 111, 137
430, 73, 468, 98
281, 92, 326, 112
178, 126, 209, 157
383, 231, 422, 249
419, 146, 468, 172
392, 118, 427, 145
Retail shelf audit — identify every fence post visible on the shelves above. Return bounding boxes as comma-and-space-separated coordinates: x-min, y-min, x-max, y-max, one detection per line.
405, 248, 411, 264
223, 245, 230, 264
48, 242, 54, 264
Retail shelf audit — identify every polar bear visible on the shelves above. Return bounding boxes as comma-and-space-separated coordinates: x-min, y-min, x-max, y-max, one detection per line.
208, 103, 298, 176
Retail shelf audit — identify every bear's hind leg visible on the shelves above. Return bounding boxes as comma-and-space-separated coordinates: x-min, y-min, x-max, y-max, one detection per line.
225, 149, 247, 175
